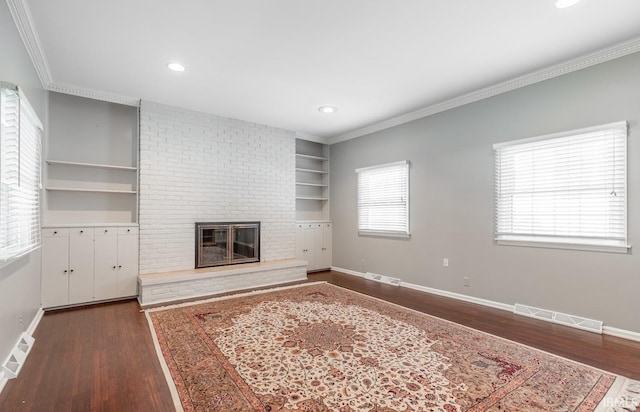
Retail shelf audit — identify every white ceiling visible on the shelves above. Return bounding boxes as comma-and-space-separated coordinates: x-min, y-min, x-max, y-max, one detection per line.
23, 0, 640, 141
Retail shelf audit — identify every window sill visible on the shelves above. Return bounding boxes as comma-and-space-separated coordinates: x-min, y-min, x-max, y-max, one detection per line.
495, 238, 630, 254
359, 230, 411, 239
0, 245, 42, 269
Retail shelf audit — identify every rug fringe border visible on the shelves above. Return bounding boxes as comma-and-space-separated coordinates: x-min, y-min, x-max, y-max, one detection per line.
144, 310, 185, 412
595, 377, 640, 411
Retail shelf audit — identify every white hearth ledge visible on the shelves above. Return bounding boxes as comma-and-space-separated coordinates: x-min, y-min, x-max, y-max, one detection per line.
138, 259, 308, 307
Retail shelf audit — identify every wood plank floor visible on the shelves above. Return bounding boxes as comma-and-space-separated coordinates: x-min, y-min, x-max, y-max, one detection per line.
1, 270, 639, 412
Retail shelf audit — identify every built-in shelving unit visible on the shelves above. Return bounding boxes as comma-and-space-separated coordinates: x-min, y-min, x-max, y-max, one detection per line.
44, 92, 139, 225
46, 160, 138, 171
295, 139, 329, 222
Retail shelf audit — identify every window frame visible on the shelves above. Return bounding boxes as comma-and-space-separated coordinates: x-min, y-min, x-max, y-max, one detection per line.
356, 160, 410, 238
0, 82, 43, 267
493, 121, 629, 254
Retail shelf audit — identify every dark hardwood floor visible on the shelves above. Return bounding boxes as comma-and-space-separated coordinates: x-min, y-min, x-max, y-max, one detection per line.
1, 270, 639, 412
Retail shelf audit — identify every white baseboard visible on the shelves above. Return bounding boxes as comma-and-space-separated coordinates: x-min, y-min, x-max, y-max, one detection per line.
26, 307, 44, 336
603, 326, 640, 342
330, 266, 640, 342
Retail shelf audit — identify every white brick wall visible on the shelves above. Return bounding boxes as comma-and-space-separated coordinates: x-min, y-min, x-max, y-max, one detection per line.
139, 101, 296, 274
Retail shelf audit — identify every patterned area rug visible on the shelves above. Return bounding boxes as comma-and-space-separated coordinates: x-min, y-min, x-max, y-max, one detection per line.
146, 282, 640, 411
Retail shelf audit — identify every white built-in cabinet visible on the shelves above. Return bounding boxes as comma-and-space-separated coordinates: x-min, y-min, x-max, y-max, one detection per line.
296, 223, 332, 272
94, 227, 139, 301
42, 225, 139, 308
41, 93, 140, 308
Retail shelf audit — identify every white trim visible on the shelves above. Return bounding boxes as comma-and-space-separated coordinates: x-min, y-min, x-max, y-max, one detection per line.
492, 120, 627, 149
602, 326, 640, 343
329, 37, 640, 144
330, 266, 640, 342
26, 307, 44, 336
358, 231, 411, 239
496, 239, 631, 254
17, 87, 43, 130
46, 83, 140, 107
5, 0, 53, 87
355, 160, 409, 173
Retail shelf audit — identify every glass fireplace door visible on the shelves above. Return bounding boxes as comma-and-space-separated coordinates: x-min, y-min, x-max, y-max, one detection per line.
198, 225, 229, 268
196, 222, 260, 268
232, 224, 259, 263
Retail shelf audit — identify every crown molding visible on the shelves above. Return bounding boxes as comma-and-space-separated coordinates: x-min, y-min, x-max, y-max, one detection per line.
6, 0, 53, 87
329, 36, 640, 145
46, 82, 140, 107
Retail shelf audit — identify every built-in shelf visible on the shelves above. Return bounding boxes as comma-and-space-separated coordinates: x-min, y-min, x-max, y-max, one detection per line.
295, 138, 329, 221
296, 168, 328, 174
46, 187, 137, 194
296, 197, 329, 201
296, 154, 328, 161
296, 182, 328, 187
46, 160, 137, 171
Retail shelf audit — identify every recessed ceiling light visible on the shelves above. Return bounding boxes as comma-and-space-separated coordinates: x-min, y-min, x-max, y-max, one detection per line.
555, 0, 582, 8
168, 63, 186, 72
318, 106, 337, 114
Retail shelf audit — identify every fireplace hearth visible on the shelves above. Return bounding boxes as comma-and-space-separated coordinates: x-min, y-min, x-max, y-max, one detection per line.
195, 222, 260, 268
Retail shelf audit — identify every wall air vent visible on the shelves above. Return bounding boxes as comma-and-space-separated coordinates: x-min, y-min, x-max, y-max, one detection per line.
365, 272, 401, 286
514, 303, 603, 334
2, 332, 35, 379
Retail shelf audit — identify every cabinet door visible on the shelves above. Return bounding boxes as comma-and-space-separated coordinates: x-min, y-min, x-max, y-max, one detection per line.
94, 228, 118, 300
116, 230, 138, 297
68, 228, 95, 304
318, 223, 332, 270
304, 224, 321, 271
41, 231, 69, 308
295, 224, 307, 261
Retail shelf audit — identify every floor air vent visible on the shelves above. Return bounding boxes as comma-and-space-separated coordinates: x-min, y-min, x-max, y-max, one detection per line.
364, 272, 401, 286
514, 303, 603, 334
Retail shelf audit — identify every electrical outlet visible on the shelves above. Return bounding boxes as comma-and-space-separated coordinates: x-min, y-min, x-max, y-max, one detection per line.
18, 312, 23, 324
443, 258, 449, 267
361, 259, 365, 268
463, 277, 470, 287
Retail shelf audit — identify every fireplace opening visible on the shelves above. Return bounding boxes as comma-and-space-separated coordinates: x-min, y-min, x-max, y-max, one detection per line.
195, 222, 260, 268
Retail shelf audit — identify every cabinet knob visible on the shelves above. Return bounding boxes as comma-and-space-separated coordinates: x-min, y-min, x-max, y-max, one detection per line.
118, 265, 122, 269
69, 269, 74, 273
104, 229, 108, 233
80, 230, 84, 234
113, 265, 117, 269
127, 229, 130, 232
63, 269, 68, 273
53, 231, 58, 235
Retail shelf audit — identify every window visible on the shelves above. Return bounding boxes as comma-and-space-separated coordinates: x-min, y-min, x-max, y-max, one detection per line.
1, 82, 43, 266
494, 121, 628, 253
356, 160, 409, 237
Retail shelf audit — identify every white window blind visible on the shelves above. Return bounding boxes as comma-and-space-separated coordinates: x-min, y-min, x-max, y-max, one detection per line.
1, 82, 43, 266
356, 160, 409, 237
494, 121, 628, 252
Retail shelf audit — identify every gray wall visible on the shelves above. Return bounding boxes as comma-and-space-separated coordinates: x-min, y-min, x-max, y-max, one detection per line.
0, 2, 48, 369
331, 51, 640, 333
